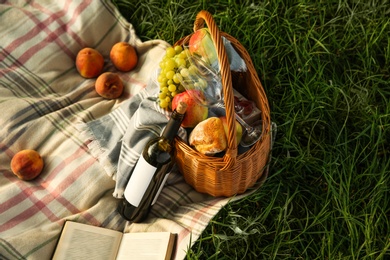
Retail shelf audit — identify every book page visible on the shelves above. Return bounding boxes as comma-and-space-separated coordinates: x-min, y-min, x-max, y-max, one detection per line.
116, 232, 176, 260
52, 221, 123, 260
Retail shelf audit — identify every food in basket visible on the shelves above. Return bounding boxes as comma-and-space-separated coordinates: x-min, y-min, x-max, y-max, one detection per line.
233, 88, 262, 125
189, 117, 227, 155
10, 149, 44, 181
95, 72, 123, 99
110, 42, 138, 72
157, 46, 189, 109
234, 96, 253, 115
189, 28, 218, 68
220, 116, 243, 145
171, 89, 208, 128
75, 47, 104, 78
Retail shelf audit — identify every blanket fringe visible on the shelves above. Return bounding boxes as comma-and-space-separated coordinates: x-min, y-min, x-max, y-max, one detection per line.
75, 122, 118, 180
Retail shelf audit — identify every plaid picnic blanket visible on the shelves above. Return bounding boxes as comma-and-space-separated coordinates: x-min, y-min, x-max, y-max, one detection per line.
0, 1, 270, 259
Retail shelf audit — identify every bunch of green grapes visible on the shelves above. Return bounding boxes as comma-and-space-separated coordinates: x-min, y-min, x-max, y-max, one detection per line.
157, 46, 191, 109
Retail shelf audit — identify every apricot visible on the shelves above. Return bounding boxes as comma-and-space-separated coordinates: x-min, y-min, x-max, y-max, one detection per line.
95, 72, 124, 99
11, 149, 44, 181
75, 47, 104, 78
110, 42, 138, 72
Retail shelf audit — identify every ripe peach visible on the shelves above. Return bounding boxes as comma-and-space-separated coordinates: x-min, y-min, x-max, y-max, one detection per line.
110, 42, 138, 72
95, 72, 124, 99
10, 150, 44, 181
75, 47, 104, 78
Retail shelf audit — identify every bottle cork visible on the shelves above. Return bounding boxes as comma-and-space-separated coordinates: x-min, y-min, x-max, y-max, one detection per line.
176, 101, 187, 115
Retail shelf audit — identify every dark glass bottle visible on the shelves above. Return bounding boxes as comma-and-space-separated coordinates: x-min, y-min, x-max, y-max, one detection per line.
118, 102, 187, 223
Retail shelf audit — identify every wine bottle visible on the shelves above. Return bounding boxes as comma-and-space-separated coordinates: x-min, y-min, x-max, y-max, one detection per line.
118, 101, 187, 223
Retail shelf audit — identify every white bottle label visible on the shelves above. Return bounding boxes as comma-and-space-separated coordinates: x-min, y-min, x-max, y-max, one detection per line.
124, 154, 157, 207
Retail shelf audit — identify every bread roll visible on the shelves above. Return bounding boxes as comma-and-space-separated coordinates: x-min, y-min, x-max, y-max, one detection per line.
189, 117, 227, 155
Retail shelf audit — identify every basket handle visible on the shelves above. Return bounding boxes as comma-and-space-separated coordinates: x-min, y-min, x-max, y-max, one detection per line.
193, 10, 237, 170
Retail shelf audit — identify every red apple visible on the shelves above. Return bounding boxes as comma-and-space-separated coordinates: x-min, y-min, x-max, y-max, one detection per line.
188, 28, 218, 67
219, 116, 243, 145
172, 90, 208, 128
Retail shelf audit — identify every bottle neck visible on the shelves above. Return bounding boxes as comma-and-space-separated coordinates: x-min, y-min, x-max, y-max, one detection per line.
161, 110, 185, 143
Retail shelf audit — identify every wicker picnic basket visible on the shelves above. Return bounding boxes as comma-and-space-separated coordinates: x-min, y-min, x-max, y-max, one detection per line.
174, 10, 272, 197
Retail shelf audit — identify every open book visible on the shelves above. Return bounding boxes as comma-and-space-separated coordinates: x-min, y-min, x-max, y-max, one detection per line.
52, 221, 177, 260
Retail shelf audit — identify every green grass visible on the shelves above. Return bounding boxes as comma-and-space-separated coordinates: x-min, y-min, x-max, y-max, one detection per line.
111, 0, 390, 259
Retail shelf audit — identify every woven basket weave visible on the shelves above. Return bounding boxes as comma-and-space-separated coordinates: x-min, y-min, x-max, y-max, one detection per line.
174, 10, 272, 197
